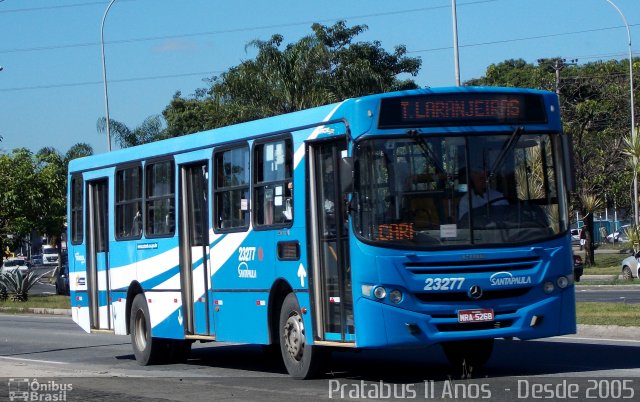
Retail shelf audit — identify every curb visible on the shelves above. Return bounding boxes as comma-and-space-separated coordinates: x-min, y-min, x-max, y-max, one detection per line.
580, 274, 621, 281
0, 307, 71, 316
575, 324, 639, 341
29, 307, 72, 316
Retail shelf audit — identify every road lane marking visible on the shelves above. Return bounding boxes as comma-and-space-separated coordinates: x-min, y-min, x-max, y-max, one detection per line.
0, 356, 68, 364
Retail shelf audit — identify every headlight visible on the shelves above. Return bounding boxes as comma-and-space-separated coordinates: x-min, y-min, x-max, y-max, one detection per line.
389, 289, 403, 304
557, 276, 570, 288
373, 286, 387, 299
543, 281, 555, 294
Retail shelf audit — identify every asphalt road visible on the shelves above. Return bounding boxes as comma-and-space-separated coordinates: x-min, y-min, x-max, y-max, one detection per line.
0, 314, 639, 401
576, 286, 640, 304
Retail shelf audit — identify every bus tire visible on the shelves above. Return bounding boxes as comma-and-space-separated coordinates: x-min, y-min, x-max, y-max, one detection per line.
130, 293, 163, 365
441, 338, 494, 374
279, 293, 328, 379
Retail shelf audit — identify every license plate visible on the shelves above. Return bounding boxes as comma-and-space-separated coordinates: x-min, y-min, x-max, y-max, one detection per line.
457, 308, 494, 323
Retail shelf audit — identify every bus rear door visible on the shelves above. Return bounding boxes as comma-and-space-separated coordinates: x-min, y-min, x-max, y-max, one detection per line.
178, 162, 213, 337
308, 139, 355, 343
86, 178, 112, 331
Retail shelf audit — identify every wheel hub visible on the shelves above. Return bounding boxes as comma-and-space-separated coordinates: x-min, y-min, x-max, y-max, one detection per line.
134, 310, 147, 350
283, 312, 305, 361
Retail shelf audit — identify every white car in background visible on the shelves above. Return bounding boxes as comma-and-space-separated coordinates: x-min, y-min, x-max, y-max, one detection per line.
42, 245, 59, 266
620, 253, 640, 280
570, 228, 581, 244
1, 258, 30, 275
607, 224, 631, 244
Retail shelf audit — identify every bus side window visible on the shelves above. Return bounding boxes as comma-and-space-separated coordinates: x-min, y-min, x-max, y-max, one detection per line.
145, 160, 175, 237
115, 165, 143, 240
213, 144, 250, 231
253, 137, 293, 228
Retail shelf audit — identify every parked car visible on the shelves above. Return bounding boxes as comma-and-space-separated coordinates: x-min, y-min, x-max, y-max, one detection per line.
570, 228, 581, 245
1, 258, 30, 275
573, 254, 584, 282
31, 254, 43, 265
55, 264, 69, 295
606, 224, 631, 244
620, 252, 640, 280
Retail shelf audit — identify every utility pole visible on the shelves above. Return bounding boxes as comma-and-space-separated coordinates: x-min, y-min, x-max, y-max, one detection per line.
603, 0, 636, 226
538, 58, 578, 97
451, 0, 461, 86
101, 0, 117, 152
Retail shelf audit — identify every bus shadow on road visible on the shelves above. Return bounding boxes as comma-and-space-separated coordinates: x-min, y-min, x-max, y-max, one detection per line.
112, 338, 640, 381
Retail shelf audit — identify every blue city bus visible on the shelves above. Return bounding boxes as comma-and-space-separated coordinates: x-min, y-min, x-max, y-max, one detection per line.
67, 87, 576, 378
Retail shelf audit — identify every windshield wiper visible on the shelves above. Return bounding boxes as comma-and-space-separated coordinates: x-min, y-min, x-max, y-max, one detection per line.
488, 126, 524, 180
407, 129, 447, 176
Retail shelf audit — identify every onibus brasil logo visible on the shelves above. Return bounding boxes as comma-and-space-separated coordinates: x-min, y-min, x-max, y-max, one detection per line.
8, 379, 72, 401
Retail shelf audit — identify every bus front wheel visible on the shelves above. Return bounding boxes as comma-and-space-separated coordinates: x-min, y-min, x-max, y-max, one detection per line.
441, 339, 494, 374
130, 293, 163, 365
279, 293, 328, 379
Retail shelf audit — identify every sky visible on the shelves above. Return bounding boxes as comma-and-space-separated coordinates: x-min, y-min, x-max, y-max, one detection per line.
0, 0, 638, 156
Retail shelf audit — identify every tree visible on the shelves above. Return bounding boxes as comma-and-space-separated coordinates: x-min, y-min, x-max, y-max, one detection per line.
0, 144, 93, 264
97, 116, 164, 149
467, 58, 637, 222
163, 21, 422, 136
580, 193, 603, 266
64, 143, 94, 169
0, 149, 40, 257
33, 147, 66, 253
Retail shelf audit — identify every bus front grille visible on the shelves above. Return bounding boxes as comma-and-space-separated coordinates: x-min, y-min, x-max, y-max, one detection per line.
415, 287, 531, 302
405, 256, 540, 274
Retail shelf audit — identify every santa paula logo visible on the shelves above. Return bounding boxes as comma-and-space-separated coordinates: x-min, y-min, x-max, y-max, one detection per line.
490, 271, 532, 286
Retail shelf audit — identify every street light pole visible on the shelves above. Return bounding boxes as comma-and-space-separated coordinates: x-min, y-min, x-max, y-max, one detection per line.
101, 0, 117, 152
451, 0, 461, 86
604, 0, 637, 225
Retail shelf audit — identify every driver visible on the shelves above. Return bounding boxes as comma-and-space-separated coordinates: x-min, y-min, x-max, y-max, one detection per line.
458, 167, 507, 220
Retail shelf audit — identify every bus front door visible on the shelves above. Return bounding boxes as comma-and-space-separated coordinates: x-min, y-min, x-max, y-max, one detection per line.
178, 162, 212, 336
309, 139, 355, 342
86, 179, 111, 330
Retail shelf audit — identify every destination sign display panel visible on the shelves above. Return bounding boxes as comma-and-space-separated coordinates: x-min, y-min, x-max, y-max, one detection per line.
378, 92, 547, 128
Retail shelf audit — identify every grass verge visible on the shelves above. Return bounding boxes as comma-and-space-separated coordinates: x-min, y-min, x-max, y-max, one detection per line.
0, 295, 70, 313
583, 253, 626, 275
576, 302, 640, 327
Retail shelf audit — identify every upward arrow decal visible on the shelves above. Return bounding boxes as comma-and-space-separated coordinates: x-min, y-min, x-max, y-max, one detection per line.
297, 263, 307, 287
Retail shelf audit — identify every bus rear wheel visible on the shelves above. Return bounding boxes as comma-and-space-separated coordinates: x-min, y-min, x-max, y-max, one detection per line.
279, 293, 328, 379
130, 293, 164, 365
441, 339, 494, 375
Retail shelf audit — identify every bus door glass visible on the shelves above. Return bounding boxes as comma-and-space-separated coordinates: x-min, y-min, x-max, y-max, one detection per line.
179, 162, 212, 336
309, 139, 354, 341
86, 179, 111, 330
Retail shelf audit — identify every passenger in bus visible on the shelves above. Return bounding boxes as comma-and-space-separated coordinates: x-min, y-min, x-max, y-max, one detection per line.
458, 167, 507, 220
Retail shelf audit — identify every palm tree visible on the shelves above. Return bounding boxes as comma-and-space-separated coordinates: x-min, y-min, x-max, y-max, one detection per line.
97, 116, 164, 148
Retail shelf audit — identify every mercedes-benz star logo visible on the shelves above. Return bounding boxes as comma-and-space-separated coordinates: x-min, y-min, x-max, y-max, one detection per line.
468, 285, 483, 300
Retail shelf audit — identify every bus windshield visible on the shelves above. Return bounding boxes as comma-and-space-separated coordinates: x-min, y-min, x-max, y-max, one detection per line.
353, 132, 565, 247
